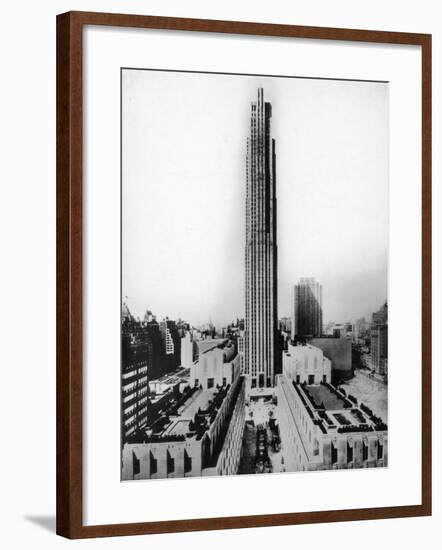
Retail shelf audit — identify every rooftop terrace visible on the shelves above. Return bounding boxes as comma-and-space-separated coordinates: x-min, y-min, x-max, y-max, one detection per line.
304, 384, 347, 410
285, 378, 388, 435
197, 339, 227, 354
164, 419, 191, 436
149, 367, 189, 385
177, 389, 217, 418
128, 378, 237, 445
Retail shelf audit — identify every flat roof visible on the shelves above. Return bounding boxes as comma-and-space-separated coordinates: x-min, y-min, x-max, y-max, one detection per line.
150, 368, 188, 384
164, 419, 191, 436
278, 376, 387, 436
197, 338, 227, 354
146, 386, 225, 435
304, 384, 347, 410
178, 389, 216, 418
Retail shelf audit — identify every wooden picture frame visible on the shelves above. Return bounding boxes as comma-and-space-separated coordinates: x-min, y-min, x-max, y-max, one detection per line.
56, 10, 432, 539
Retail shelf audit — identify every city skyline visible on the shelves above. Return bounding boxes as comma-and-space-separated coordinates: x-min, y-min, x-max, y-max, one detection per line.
122, 69, 388, 328
123, 283, 386, 329
122, 78, 389, 481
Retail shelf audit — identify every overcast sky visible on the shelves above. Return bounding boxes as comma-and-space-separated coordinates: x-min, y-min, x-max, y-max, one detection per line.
122, 69, 388, 327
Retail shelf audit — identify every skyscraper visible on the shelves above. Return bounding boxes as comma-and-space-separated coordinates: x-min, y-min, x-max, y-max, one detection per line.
370, 302, 388, 376
244, 88, 278, 389
291, 277, 323, 339
159, 318, 181, 372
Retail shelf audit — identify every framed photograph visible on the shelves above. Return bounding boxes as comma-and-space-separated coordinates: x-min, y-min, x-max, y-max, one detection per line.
57, 11, 432, 538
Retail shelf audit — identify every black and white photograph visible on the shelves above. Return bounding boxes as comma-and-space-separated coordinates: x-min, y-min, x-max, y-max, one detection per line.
0, 0, 435, 545
121, 68, 389, 481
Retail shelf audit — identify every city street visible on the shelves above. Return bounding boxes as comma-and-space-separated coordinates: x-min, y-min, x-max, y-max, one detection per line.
238, 398, 285, 474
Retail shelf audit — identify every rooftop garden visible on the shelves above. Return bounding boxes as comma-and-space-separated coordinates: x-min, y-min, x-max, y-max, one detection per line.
127, 431, 186, 444
351, 408, 367, 424
291, 380, 388, 436
337, 424, 374, 434
303, 383, 351, 410
318, 409, 335, 427
165, 385, 198, 416
333, 412, 352, 426
360, 403, 388, 431
190, 381, 237, 441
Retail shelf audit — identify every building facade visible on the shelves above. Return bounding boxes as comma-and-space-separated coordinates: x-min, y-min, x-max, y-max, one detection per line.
370, 302, 388, 376
122, 367, 245, 480
279, 317, 292, 335
121, 333, 149, 443
277, 374, 388, 472
181, 331, 197, 369
238, 331, 245, 373
159, 318, 181, 372
283, 342, 331, 385
244, 87, 278, 390
190, 340, 240, 390
291, 277, 323, 339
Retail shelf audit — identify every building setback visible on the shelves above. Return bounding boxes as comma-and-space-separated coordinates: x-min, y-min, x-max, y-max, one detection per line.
244, 87, 278, 390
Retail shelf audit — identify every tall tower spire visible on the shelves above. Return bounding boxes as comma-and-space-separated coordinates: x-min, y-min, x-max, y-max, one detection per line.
245, 88, 278, 390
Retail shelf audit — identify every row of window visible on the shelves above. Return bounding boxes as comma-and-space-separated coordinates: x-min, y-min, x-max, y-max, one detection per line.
122, 378, 147, 394
134, 451, 193, 478
124, 407, 148, 428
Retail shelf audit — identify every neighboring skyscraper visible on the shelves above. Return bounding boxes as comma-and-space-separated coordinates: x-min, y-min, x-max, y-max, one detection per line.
370, 302, 388, 376
160, 318, 181, 372
244, 88, 278, 390
291, 277, 323, 339
121, 311, 149, 444
372, 301, 388, 325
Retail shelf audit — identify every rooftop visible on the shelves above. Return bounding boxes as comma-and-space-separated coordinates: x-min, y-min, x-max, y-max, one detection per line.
178, 389, 217, 418
197, 338, 237, 364
164, 419, 191, 436
285, 379, 388, 435
128, 382, 236, 445
197, 339, 227, 354
304, 384, 347, 410
150, 367, 189, 385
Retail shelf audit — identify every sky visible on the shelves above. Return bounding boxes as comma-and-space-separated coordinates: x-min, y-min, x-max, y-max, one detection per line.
122, 69, 389, 327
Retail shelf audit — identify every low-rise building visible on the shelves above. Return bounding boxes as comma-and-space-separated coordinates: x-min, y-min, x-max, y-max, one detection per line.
122, 350, 245, 480
190, 339, 240, 390
283, 342, 331, 385
277, 374, 388, 472
148, 368, 189, 395
196, 338, 226, 355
